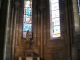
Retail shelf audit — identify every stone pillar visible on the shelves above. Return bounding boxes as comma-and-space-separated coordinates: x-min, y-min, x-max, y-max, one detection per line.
39, 4, 45, 59
3, 0, 11, 60
72, 0, 80, 32
11, 1, 20, 60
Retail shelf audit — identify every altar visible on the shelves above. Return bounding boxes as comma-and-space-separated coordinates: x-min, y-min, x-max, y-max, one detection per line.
17, 30, 40, 60
18, 56, 40, 60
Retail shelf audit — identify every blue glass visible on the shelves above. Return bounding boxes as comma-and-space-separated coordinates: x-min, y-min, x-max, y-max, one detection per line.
26, 7, 31, 16
23, 23, 32, 32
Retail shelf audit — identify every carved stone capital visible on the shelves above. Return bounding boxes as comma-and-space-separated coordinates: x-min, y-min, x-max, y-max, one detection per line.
15, 2, 20, 9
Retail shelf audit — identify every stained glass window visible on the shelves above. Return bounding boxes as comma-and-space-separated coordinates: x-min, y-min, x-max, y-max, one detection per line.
78, 0, 80, 13
23, 0, 32, 38
49, 0, 61, 39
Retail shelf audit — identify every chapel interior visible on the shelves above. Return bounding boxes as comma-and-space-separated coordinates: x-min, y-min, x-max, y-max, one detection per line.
0, 0, 80, 60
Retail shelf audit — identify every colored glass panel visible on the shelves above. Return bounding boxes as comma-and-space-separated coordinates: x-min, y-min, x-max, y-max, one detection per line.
50, 0, 60, 39
23, 0, 32, 38
23, 23, 32, 32
52, 10, 59, 18
52, 3, 59, 10
53, 18, 60, 26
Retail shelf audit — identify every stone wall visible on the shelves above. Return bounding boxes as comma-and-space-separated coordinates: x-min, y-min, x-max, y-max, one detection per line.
14, 0, 72, 60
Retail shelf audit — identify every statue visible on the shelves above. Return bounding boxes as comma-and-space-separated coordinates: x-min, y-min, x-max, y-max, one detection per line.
25, 30, 31, 49
25, 30, 34, 49
24, 30, 34, 57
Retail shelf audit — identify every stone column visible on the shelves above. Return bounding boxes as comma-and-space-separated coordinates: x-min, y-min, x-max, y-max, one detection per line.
3, 0, 11, 60
39, 4, 44, 59
63, 0, 73, 60
11, 1, 20, 60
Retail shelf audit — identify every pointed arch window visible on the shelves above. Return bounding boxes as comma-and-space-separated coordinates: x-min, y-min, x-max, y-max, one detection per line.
49, 0, 61, 39
23, 0, 32, 38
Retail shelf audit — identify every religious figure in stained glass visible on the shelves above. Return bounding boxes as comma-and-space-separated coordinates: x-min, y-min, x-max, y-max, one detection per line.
23, 0, 32, 38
